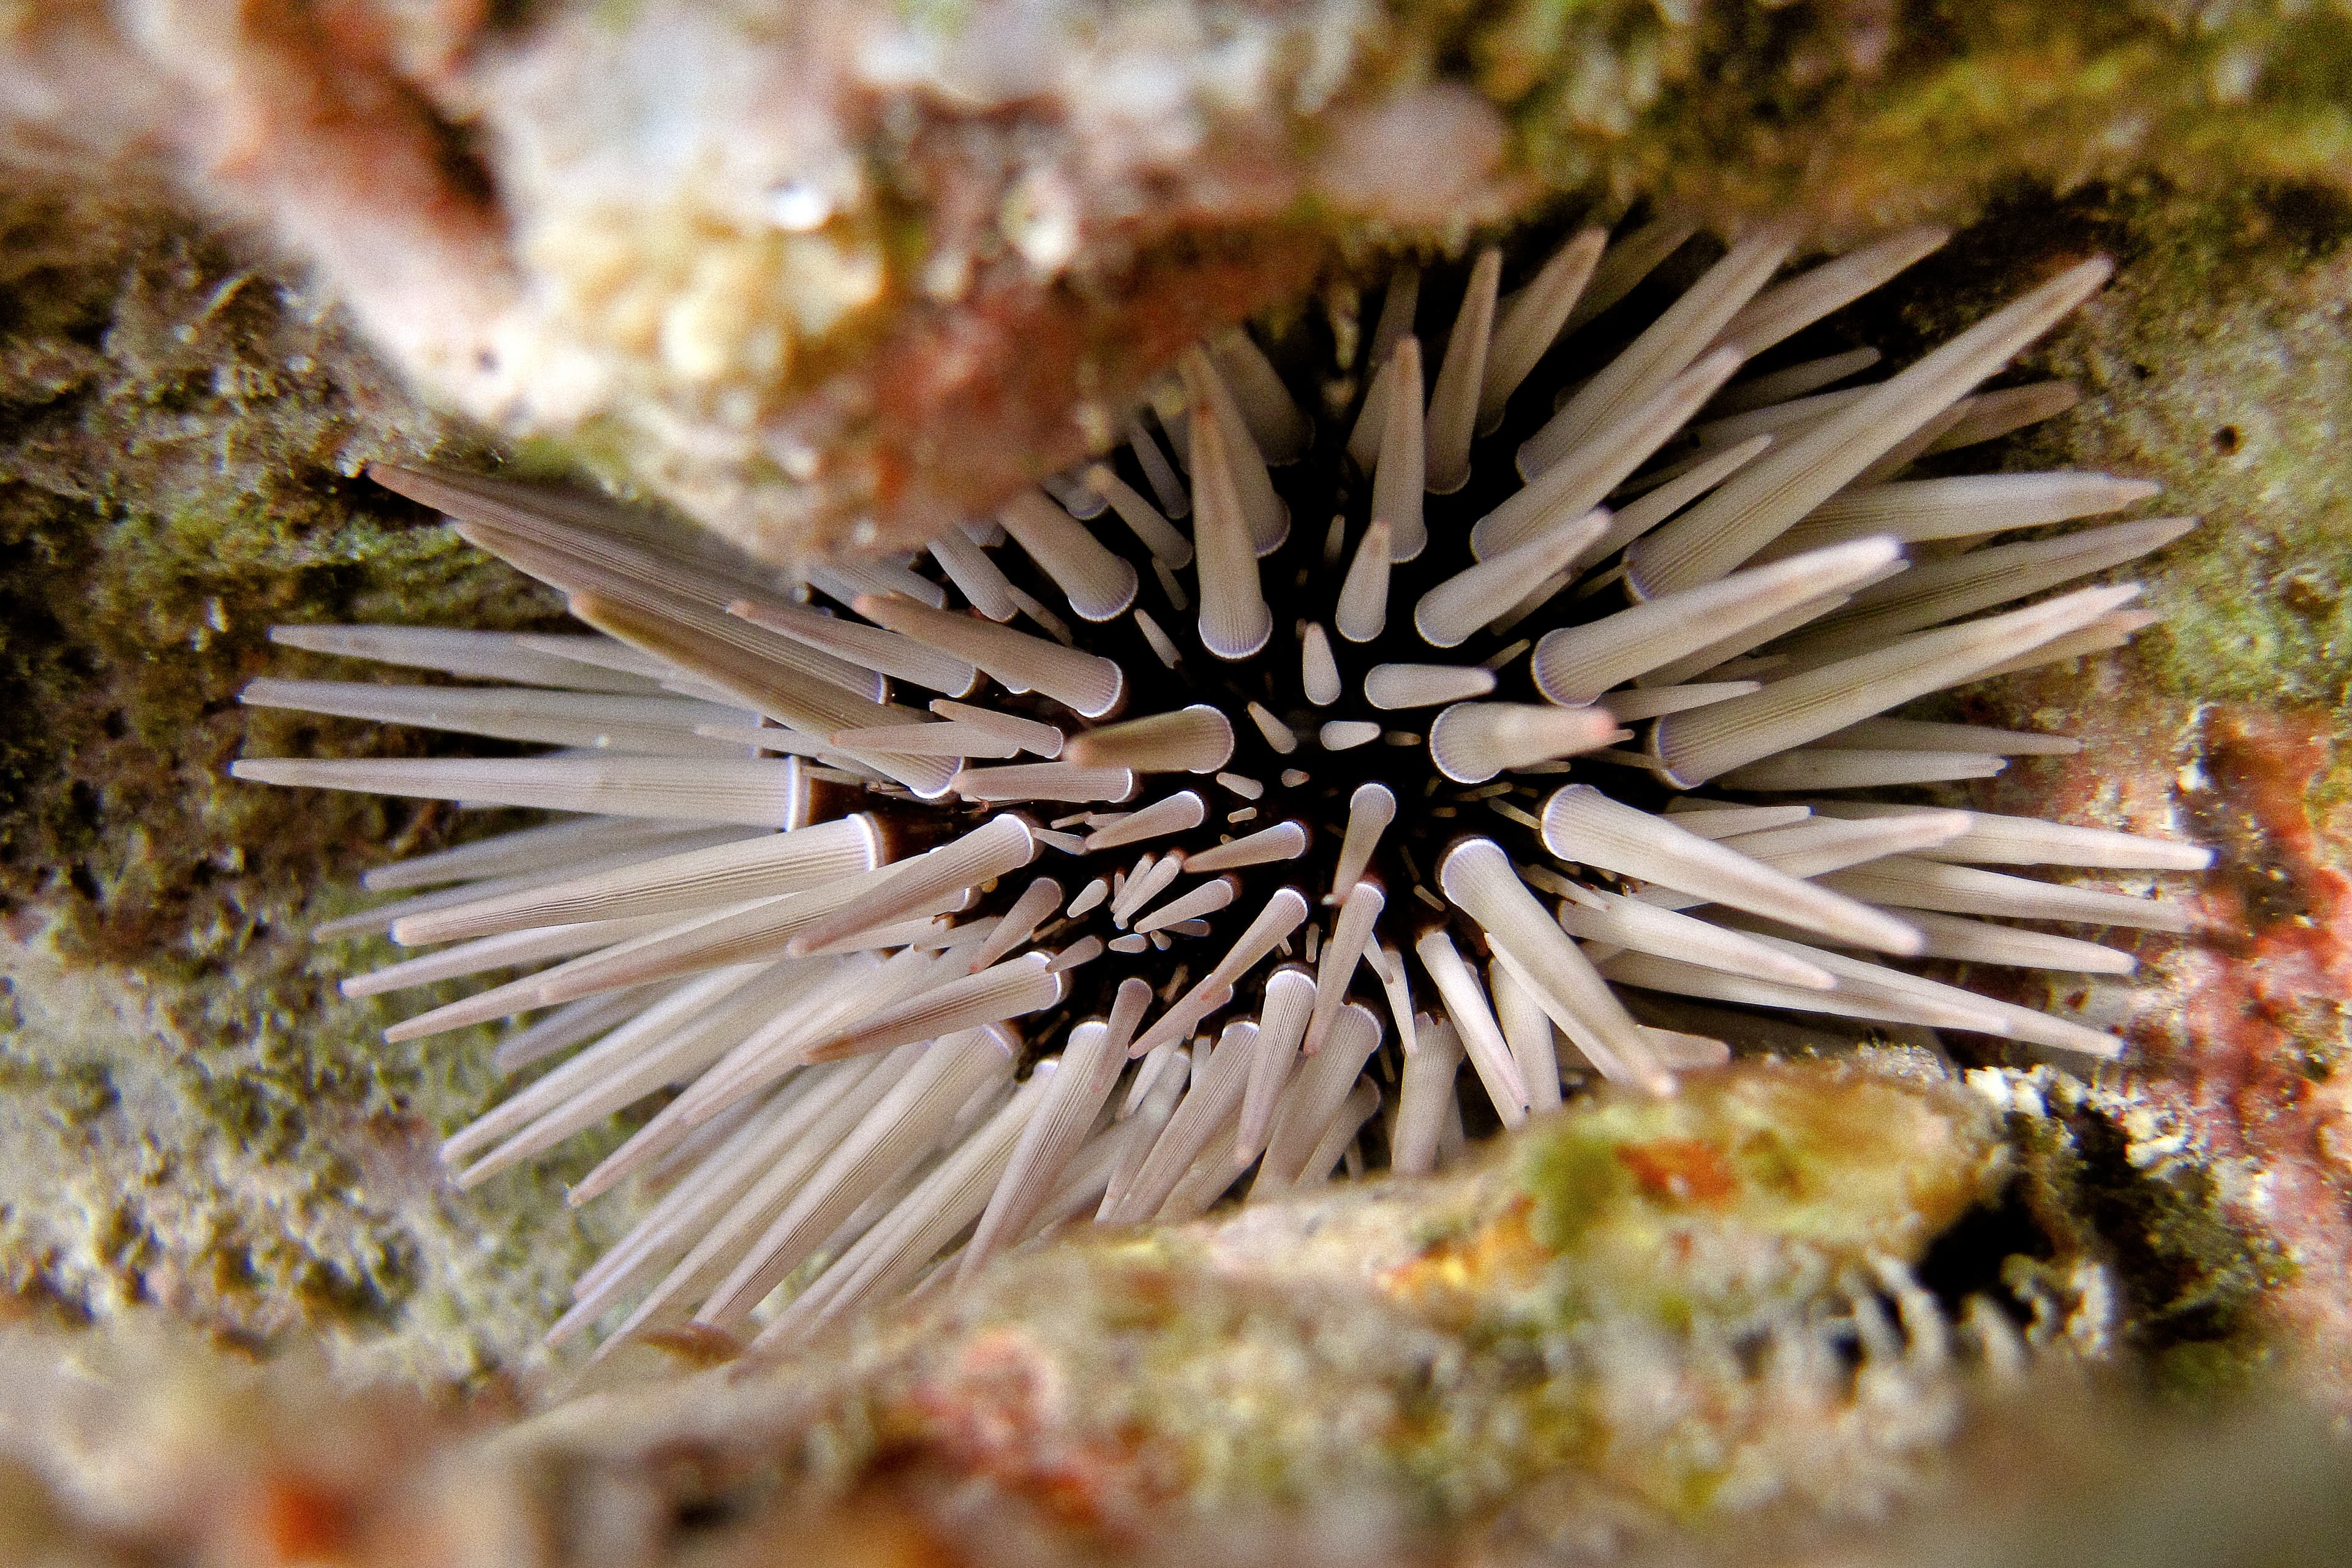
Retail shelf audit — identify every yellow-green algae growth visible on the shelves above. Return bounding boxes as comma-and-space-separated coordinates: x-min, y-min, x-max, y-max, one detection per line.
472, 1058, 2124, 1557
1518, 1060, 2003, 1332
0, 166, 634, 1381
1442, 0, 2352, 227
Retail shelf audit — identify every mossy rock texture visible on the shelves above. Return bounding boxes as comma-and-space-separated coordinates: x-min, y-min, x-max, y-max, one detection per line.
12, 0, 2352, 559
0, 166, 631, 1382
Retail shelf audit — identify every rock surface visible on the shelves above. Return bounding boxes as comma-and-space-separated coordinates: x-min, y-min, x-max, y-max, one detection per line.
1923, 186, 2352, 1400
11, 1058, 2320, 1567
8, 1, 2352, 558
0, 166, 611, 1382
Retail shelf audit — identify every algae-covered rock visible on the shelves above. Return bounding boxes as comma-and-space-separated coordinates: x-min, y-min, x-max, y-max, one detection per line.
0, 164, 627, 1382
1884, 184, 2352, 1401
1516, 1061, 2000, 1329
1, 1058, 2335, 1567
9, 1, 2352, 559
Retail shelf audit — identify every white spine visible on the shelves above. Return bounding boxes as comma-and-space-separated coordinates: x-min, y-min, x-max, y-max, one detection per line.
1256, 1003, 1382, 1192
1133, 875, 1238, 935
230, 755, 813, 827
1713, 749, 2006, 791
1083, 465, 1194, 566
1479, 227, 1606, 433
1415, 508, 1608, 647
697, 1028, 1015, 1328
1551, 887, 1838, 990
236, 679, 752, 756
1774, 518, 2194, 663
1531, 537, 1903, 706
1414, 929, 1528, 1124
1561, 216, 1698, 337
1237, 967, 1316, 1164
1425, 248, 1500, 494
1084, 791, 1207, 850
927, 527, 1020, 621
1348, 268, 1421, 468
1181, 348, 1288, 553
965, 876, 1065, 971
1817, 855, 2196, 932
1329, 783, 1396, 897
1540, 784, 1921, 953
998, 491, 1139, 622
1301, 622, 1342, 706
821, 720, 1018, 758
1371, 338, 1427, 559
788, 815, 1036, 956
1713, 226, 1948, 357
1488, 958, 1563, 1113
1709, 347, 1882, 415
1765, 472, 2162, 557
1208, 328, 1312, 463
1335, 519, 1394, 643
1806, 801, 2211, 869
1363, 663, 1496, 710
1129, 418, 1190, 517
1519, 225, 1793, 477
1180, 820, 1310, 872
931, 699, 1066, 758
1428, 703, 1621, 784
394, 816, 879, 944
854, 594, 1124, 718
1067, 705, 1235, 774
1392, 1017, 1464, 1175
1650, 582, 2141, 786
1304, 880, 1384, 1055
1190, 404, 1275, 660
1628, 257, 2114, 598
1436, 839, 1672, 1094
950, 763, 1137, 803
960, 1010, 1129, 1281
1103, 1019, 1256, 1222
802, 954, 1066, 1062
722, 597, 981, 695
1478, 348, 1743, 558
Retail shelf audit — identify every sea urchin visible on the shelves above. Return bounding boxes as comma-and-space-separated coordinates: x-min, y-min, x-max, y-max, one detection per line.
232, 217, 2210, 1355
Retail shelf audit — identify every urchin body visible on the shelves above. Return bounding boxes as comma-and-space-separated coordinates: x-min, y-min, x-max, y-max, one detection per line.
233, 219, 2207, 1354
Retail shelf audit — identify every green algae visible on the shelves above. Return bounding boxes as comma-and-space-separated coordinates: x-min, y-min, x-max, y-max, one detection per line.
1520, 1061, 2003, 1270
0, 164, 630, 1381
1439, 1, 2352, 230
1515, 1063, 2005, 1337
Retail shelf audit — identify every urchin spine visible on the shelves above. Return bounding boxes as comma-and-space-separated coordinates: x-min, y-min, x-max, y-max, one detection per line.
231, 219, 2211, 1354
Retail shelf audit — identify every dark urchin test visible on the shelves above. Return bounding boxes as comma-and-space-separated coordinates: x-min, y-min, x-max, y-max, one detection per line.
229, 217, 2211, 1356
953, 264, 1698, 1138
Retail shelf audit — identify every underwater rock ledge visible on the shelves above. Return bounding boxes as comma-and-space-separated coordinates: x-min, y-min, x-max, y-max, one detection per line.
8, 0, 2352, 558
4, 1055, 2326, 1567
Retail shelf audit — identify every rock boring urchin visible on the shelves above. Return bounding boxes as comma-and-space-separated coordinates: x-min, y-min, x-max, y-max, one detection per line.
233, 218, 2210, 1355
